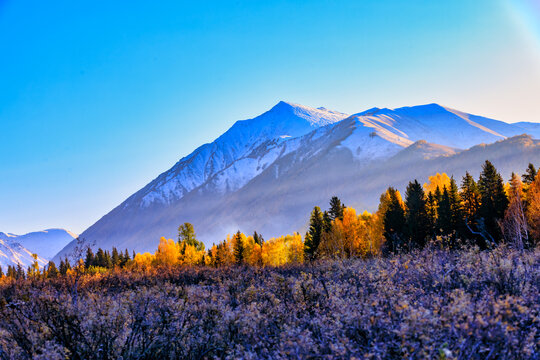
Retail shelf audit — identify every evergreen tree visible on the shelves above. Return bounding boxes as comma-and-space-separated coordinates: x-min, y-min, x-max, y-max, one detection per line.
47, 261, 59, 278
96, 248, 106, 268
436, 186, 453, 236
7, 266, 16, 278
304, 206, 324, 260
448, 177, 465, 242
0, 266, 3, 278
104, 250, 113, 269
253, 231, 264, 246
112, 247, 120, 267
329, 196, 345, 221
16, 264, 25, 279
404, 180, 430, 250
478, 160, 509, 244
322, 210, 332, 233
84, 248, 95, 269
178, 222, 205, 251
425, 191, 438, 237
382, 187, 407, 254
232, 231, 244, 264
59, 258, 71, 275
522, 163, 537, 185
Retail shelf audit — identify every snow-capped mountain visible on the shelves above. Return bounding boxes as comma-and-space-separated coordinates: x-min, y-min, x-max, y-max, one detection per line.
0, 234, 48, 270
0, 229, 77, 261
134, 101, 347, 208
54, 102, 540, 261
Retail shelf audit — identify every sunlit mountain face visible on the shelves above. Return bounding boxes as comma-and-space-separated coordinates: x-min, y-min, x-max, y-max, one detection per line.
54, 102, 540, 261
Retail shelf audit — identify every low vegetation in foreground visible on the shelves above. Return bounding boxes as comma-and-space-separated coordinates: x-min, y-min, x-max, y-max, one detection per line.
0, 246, 539, 359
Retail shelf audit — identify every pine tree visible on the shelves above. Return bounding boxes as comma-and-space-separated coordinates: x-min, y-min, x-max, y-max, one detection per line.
96, 248, 106, 267
478, 160, 509, 243
59, 258, 71, 275
425, 191, 438, 237
104, 250, 113, 269
382, 187, 407, 254
437, 186, 453, 236
84, 248, 95, 269
522, 163, 537, 185
112, 247, 120, 267
47, 261, 59, 278
405, 180, 430, 250
448, 177, 465, 243
322, 210, 332, 233
328, 196, 345, 221
304, 206, 324, 260
253, 231, 264, 246
7, 266, 16, 278
232, 231, 245, 264
16, 264, 25, 279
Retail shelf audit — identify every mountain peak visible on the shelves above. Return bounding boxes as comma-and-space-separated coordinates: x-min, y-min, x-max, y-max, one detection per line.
266, 101, 347, 127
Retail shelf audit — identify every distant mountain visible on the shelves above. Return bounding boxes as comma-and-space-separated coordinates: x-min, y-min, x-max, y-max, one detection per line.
1, 229, 77, 262
54, 102, 540, 261
0, 234, 48, 270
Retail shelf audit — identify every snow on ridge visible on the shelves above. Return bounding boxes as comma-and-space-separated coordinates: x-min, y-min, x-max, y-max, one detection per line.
129, 101, 535, 210
0, 238, 48, 269
136, 102, 348, 207
274, 101, 348, 127
1, 229, 77, 261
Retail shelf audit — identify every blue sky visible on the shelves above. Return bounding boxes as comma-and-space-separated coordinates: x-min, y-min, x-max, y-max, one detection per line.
1, 0, 539, 234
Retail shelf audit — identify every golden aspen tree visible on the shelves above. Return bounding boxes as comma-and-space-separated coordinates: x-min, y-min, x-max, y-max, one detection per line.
424, 173, 451, 194
526, 173, 540, 245
287, 233, 304, 264
154, 237, 180, 266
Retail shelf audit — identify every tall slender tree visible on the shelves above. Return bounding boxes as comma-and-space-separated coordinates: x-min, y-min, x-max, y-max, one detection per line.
405, 180, 430, 250
460, 172, 481, 224
329, 196, 345, 221
304, 206, 324, 260
382, 187, 407, 254
478, 160, 509, 243
232, 231, 245, 264
522, 163, 537, 185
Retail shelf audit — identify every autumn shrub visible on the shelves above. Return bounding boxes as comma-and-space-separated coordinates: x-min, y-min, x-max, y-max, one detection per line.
0, 247, 538, 359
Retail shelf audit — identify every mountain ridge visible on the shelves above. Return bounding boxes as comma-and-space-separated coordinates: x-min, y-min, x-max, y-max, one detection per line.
53, 102, 540, 261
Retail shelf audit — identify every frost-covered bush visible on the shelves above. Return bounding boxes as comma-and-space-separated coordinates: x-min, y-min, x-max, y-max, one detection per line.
0, 247, 538, 359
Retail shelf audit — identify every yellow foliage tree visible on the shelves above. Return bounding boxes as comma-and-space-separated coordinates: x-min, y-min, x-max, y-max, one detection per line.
179, 243, 204, 265
424, 173, 451, 194
154, 237, 180, 266
526, 174, 540, 245
323, 207, 383, 259
261, 234, 303, 266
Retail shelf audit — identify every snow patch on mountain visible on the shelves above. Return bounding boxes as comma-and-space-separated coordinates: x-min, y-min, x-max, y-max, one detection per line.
0, 238, 48, 269
0, 229, 77, 261
136, 101, 348, 207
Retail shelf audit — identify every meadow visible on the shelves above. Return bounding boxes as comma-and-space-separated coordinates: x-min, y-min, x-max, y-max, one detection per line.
0, 245, 538, 359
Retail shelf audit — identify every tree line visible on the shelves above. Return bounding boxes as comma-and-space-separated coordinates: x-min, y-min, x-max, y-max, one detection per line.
0, 161, 538, 279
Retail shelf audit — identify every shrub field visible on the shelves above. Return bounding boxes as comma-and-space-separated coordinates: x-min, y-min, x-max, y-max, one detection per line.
0, 246, 538, 359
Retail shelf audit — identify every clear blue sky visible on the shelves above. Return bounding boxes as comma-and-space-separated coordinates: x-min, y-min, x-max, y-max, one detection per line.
1, 0, 539, 234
